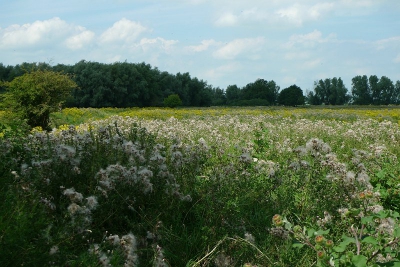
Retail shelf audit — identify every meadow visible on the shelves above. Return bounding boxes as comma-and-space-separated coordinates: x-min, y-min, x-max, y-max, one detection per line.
1, 106, 400, 266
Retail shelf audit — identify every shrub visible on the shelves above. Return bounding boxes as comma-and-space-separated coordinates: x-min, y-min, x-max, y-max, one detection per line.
163, 94, 182, 108
1, 69, 77, 130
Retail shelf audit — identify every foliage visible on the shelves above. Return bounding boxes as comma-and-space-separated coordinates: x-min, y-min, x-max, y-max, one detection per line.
163, 94, 183, 108
352, 75, 399, 105
307, 77, 349, 105
1, 69, 77, 130
2, 61, 400, 108
278, 84, 305, 106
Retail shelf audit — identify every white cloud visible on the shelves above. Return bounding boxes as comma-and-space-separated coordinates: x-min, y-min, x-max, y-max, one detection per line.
65, 29, 95, 50
185, 39, 219, 52
276, 2, 334, 26
215, 13, 238, 27
204, 62, 241, 80
0, 17, 72, 48
213, 37, 265, 60
284, 51, 310, 60
285, 30, 336, 48
99, 18, 147, 44
138, 37, 178, 53
375, 36, 400, 50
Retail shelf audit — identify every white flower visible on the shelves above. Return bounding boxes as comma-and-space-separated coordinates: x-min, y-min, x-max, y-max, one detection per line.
86, 196, 98, 210
49, 245, 59, 255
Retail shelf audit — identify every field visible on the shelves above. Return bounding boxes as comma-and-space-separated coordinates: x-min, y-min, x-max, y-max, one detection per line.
1, 106, 400, 266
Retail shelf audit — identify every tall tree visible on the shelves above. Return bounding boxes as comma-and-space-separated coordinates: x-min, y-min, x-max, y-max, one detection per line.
394, 80, 400, 104
225, 84, 241, 105
351, 75, 372, 105
241, 79, 279, 105
211, 87, 226, 106
379, 76, 395, 105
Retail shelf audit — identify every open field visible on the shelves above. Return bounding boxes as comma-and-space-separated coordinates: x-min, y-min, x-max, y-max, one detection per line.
1, 107, 400, 266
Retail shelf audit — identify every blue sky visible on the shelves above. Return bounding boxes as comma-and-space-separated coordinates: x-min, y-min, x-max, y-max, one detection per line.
1, 0, 399, 92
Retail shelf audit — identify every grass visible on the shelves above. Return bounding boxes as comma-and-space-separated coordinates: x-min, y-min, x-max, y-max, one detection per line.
0, 106, 400, 266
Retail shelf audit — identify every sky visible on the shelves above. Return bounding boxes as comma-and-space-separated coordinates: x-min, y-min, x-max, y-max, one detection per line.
1, 0, 399, 92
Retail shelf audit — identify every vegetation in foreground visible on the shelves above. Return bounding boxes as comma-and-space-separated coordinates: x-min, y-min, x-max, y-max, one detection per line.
1, 107, 400, 266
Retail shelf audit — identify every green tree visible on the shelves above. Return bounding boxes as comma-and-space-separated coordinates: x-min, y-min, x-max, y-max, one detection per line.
164, 94, 182, 108
351, 75, 372, 105
241, 79, 280, 105
394, 80, 400, 104
2, 69, 77, 130
225, 84, 241, 105
278, 85, 304, 106
378, 76, 395, 105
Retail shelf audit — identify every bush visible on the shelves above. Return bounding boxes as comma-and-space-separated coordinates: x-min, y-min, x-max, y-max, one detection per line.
164, 94, 182, 108
1, 69, 77, 130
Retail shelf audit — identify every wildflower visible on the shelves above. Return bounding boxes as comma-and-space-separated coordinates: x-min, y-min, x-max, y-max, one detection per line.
49, 245, 59, 255
67, 203, 81, 215
63, 188, 83, 203
120, 233, 138, 267
293, 225, 302, 233
244, 232, 255, 244
272, 214, 283, 226
86, 196, 98, 210
239, 152, 252, 164
338, 208, 350, 218
325, 240, 334, 248
315, 235, 325, 244
107, 234, 121, 246
368, 205, 384, 214
317, 250, 326, 259
214, 253, 232, 267
153, 245, 168, 267
357, 172, 370, 186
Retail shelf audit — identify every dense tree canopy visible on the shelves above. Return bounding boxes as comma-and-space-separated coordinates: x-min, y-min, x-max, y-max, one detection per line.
1, 61, 400, 107
278, 85, 304, 106
351, 75, 399, 105
307, 78, 349, 105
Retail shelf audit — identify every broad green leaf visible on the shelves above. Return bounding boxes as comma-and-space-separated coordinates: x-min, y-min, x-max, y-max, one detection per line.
393, 227, 400, 238
361, 236, 379, 245
361, 216, 374, 224
334, 236, 355, 253
315, 229, 330, 235
352, 255, 367, 267
307, 228, 316, 238
391, 211, 400, 218
376, 170, 386, 179
375, 210, 389, 219
292, 242, 305, 249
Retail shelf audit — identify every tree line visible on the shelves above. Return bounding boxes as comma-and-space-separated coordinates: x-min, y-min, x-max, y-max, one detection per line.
1, 61, 399, 107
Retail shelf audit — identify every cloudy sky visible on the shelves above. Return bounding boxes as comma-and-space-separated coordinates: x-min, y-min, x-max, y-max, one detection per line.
1, 0, 399, 92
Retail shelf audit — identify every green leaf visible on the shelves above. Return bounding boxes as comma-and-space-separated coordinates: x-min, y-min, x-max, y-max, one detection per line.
333, 236, 355, 253
361, 216, 374, 224
307, 228, 316, 238
393, 227, 400, 238
376, 170, 386, 179
292, 242, 305, 249
351, 255, 367, 267
361, 236, 379, 245
375, 210, 388, 219
315, 229, 330, 236
391, 211, 400, 218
